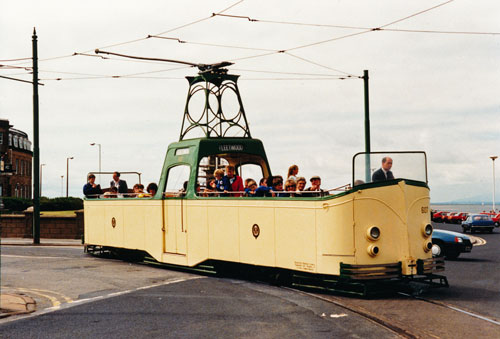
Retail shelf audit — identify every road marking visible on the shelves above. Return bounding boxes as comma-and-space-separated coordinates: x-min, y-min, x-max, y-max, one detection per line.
0, 276, 203, 324
10, 288, 61, 308
1, 254, 74, 260
399, 293, 500, 326
468, 236, 486, 246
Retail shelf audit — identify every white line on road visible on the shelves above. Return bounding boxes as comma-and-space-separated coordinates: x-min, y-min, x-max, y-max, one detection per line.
0, 276, 203, 325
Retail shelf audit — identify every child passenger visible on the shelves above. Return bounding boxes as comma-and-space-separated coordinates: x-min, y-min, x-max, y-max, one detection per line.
255, 177, 273, 197
224, 165, 244, 197
214, 169, 230, 195
244, 179, 258, 197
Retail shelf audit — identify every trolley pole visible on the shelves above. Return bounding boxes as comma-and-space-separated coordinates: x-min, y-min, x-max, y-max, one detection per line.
32, 28, 41, 244
363, 70, 371, 183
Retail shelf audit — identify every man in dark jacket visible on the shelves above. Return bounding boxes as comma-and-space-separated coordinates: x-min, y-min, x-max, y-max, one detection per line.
110, 171, 128, 193
372, 157, 394, 182
83, 174, 103, 198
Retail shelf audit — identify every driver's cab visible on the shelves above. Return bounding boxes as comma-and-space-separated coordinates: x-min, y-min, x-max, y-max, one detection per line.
159, 137, 271, 199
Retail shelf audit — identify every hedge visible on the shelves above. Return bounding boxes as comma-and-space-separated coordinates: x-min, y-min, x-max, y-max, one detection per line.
2, 197, 83, 212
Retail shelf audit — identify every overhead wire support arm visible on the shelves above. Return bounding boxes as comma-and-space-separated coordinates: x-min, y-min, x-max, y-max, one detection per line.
94, 49, 233, 72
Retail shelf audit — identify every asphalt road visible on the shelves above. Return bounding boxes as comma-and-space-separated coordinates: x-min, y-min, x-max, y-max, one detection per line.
0, 247, 396, 338
427, 222, 500, 320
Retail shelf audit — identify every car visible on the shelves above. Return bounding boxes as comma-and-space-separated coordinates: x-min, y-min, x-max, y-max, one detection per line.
492, 213, 500, 227
450, 212, 468, 224
431, 211, 448, 223
432, 229, 473, 259
461, 214, 495, 233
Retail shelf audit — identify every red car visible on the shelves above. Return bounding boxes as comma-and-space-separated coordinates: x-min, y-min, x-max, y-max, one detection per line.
450, 212, 468, 224
431, 211, 448, 223
492, 213, 500, 226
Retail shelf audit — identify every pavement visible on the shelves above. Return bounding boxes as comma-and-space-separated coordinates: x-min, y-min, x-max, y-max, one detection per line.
1, 238, 82, 318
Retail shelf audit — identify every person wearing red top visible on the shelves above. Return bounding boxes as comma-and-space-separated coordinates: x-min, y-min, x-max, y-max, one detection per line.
225, 165, 244, 197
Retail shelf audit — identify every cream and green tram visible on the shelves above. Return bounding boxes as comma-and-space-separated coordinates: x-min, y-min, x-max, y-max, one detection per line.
84, 66, 445, 292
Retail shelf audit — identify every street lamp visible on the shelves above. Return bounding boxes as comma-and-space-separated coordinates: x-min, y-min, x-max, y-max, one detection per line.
90, 143, 101, 184
490, 156, 498, 212
66, 157, 74, 197
40, 163, 45, 196
60, 175, 64, 197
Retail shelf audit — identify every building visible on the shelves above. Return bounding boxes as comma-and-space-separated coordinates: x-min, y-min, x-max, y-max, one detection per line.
0, 119, 32, 198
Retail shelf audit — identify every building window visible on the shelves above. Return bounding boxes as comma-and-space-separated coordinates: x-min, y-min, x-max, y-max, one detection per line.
9, 134, 12, 146
16, 159, 19, 174
21, 160, 24, 175
13, 135, 18, 148
0, 132, 3, 144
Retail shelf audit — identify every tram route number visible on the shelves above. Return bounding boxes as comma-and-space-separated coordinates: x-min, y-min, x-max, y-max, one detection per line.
294, 261, 315, 272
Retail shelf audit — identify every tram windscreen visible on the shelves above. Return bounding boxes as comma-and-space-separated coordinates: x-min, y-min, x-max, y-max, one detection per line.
353, 152, 427, 186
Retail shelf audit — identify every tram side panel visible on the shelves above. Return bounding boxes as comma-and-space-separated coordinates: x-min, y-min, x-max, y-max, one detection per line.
237, 201, 276, 267
315, 196, 355, 276
274, 202, 317, 274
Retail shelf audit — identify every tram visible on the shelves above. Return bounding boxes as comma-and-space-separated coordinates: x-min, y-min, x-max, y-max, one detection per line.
84, 61, 446, 292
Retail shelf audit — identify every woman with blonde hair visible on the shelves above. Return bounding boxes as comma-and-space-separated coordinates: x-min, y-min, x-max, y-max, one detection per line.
287, 164, 299, 181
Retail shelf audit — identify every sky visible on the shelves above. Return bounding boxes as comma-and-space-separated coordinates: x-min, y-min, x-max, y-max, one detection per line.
1, 0, 499, 203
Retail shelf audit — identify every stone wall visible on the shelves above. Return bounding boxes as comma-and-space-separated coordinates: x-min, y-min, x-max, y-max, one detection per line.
1, 210, 83, 239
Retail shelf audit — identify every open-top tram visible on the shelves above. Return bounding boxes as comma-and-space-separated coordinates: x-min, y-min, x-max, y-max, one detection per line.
84, 63, 446, 293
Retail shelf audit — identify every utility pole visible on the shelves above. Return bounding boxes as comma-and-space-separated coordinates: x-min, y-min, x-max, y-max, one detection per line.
363, 70, 371, 183
66, 157, 73, 197
32, 28, 40, 245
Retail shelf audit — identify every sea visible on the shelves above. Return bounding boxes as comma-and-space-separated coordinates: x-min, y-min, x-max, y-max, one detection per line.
430, 204, 498, 214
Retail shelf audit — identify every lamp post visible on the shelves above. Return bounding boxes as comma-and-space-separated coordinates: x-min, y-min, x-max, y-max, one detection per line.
66, 157, 73, 197
60, 175, 64, 197
491, 156, 498, 212
40, 163, 45, 196
90, 143, 101, 183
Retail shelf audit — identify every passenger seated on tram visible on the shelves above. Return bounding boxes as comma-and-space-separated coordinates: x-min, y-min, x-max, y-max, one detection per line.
272, 177, 287, 197
244, 179, 258, 197
214, 169, 230, 196
202, 177, 217, 197
294, 177, 306, 197
103, 186, 118, 198
146, 182, 158, 196
178, 181, 188, 196
83, 174, 103, 198
283, 179, 297, 197
133, 184, 144, 194
304, 176, 329, 197
224, 165, 244, 197
254, 177, 273, 197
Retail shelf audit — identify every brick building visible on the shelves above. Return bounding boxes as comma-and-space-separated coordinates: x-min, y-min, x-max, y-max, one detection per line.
0, 119, 32, 198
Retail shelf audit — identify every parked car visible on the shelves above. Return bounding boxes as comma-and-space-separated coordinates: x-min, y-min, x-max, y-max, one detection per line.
450, 212, 468, 224
431, 211, 448, 223
432, 229, 473, 259
445, 212, 458, 223
461, 214, 495, 233
492, 213, 500, 227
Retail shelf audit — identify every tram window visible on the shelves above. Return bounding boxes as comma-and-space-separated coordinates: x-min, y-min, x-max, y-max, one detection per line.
197, 156, 229, 191
165, 165, 191, 196
237, 163, 263, 182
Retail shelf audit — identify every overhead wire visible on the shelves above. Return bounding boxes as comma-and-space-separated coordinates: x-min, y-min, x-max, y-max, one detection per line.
0, 57, 32, 62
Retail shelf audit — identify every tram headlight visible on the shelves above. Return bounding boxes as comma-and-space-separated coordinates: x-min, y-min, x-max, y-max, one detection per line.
367, 226, 381, 241
423, 241, 433, 252
367, 245, 379, 257
422, 224, 433, 237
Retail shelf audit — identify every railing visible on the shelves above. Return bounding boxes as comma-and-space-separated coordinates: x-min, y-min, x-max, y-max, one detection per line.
85, 185, 353, 199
